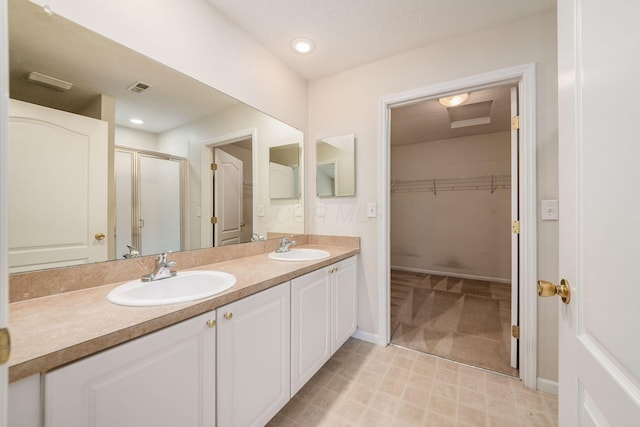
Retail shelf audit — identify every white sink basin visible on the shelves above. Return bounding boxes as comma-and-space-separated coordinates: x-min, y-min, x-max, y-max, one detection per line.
107, 270, 236, 307
268, 248, 331, 262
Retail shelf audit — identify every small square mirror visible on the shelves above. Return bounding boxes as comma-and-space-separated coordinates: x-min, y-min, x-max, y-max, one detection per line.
316, 134, 355, 197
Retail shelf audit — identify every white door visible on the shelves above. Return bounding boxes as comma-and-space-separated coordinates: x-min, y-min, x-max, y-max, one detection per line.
554, 0, 640, 425
331, 257, 358, 353
217, 283, 290, 427
214, 149, 243, 246
269, 162, 296, 199
291, 268, 331, 395
139, 154, 182, 255
8, 99, 108, 272
44, 311, 216, 427
114, 150, 134, 259
0, 2, 8, 423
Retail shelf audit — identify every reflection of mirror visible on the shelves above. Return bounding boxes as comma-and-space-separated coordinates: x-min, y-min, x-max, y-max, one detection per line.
7, 0, 304, 273
316, 134, 356, 197
269, 143, 301, 199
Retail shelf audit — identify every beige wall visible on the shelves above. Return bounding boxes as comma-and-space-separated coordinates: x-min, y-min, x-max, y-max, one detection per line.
391, 132, 511, 280
307, 10, 559, 383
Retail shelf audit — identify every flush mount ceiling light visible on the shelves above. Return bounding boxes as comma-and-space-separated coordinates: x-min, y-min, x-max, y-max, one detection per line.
129, 118, 144, 125
290, 37, 316, 54
438, 93, 469, 107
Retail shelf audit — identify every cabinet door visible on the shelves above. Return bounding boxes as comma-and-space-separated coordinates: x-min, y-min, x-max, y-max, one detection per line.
332, 256, 358, 354
291, 268, 331, 395
217, 282, 290, 427
44, 311, 216, 427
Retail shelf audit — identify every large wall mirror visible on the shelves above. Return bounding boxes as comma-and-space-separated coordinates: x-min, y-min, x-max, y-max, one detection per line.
7, 0, 304, 273
316, 134, 356, 197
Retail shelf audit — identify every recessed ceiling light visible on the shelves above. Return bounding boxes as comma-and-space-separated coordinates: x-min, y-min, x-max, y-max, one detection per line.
290, 37, 316, 54
438, 93, 469, 107
130, 118, 144, 125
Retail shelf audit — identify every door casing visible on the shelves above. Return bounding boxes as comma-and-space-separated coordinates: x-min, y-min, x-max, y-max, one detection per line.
378, 63, 538, 388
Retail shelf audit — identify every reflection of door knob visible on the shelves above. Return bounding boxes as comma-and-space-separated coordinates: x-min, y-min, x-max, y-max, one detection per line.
241, 223, 246, 228
95, 233, 106, 241
537, 279, 571, 304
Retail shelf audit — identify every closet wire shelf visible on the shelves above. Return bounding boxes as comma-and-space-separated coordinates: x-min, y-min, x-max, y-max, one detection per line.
390, 174, 510, 195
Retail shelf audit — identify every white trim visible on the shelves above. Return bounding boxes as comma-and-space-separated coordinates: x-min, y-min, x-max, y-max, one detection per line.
0, 0, 9, 424
537, 378, 559, 395
351, 329, 380, 345
200, 129, 257, 247
378, 63, 538, 389
390, 265, 510, 284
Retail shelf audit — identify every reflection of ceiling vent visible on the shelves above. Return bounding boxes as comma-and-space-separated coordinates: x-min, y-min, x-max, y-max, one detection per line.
447, 100, 493, 129
127, 81, 153, 93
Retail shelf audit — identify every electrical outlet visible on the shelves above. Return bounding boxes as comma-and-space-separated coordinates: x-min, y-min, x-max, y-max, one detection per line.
257, 204, 265, 217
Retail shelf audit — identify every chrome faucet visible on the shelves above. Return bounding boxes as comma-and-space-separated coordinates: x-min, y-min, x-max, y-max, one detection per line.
142, 252, 177, 282
275, 236, 296, 253
123, 244, 140, 259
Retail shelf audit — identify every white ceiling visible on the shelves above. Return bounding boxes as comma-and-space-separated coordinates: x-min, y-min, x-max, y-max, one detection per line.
207, 0, 555, 80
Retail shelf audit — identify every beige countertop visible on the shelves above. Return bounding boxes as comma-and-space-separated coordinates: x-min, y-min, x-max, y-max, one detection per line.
8, 241, 359, 383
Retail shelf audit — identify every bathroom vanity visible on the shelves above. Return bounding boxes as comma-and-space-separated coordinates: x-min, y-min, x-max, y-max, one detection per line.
7, 236, 359, 427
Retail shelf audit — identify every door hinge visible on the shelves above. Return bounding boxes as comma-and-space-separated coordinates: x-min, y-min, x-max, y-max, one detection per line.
210, 216, 218, 224
511, 116, 520, 130
0, 328, 11, 365
210, 163, 217, 171
512, 220, 520, 234
512, 325, 520, 339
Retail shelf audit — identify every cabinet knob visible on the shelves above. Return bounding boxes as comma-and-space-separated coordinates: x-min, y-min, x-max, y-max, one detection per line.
224, 312, 233, 320
206, 319, 216, 328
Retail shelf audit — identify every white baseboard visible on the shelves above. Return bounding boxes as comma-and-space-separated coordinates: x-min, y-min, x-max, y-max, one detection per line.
352, 328, 385, 346
536, 378, 558, 395
390, 265, 511, 284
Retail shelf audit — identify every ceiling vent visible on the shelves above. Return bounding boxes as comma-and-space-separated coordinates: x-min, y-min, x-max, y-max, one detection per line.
447, 100, 493, 129
127, 81, 153, 93
27, 72, 73, 91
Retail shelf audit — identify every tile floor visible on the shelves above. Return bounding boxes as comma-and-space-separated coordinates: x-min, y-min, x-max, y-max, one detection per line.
390, 270, 516, 376
268, 338, 558, 426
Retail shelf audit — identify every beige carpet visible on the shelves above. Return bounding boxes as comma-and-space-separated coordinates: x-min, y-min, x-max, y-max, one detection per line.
390, 269, 517, 376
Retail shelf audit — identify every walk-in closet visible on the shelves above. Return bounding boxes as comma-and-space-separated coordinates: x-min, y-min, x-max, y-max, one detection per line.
389, 84, 517, 376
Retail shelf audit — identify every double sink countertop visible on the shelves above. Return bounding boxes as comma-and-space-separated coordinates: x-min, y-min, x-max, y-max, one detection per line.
8, 235, 359, 383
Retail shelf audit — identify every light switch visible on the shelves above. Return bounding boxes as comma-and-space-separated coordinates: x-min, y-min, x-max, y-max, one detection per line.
367, 202, 377, 218
257, 204, 265, 217
196, 206, 201, 218
541, 200, 559, 221
294, 204, 302, 217
316, 203, 325, 217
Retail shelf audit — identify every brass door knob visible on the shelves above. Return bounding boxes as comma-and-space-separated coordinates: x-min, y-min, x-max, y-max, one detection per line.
95, 232, 106, 241
206, 320, 216, 329
537, 279, 571, 304
224, 312, 233, 320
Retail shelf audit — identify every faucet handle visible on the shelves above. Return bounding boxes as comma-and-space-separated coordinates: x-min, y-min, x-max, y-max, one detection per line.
157, 251, 172, 263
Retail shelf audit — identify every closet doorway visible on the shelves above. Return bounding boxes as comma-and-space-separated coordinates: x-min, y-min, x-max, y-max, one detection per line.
389, 83, 519, 376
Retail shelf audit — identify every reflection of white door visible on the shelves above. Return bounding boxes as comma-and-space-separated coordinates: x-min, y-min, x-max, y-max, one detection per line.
555, 1, 640, 425
269, 162, 296, 199
214, 149, 243, 246
139, 155, 182, 255
8, 99, 108, 272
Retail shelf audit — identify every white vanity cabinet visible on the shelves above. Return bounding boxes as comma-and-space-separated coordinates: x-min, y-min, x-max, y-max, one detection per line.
291, 256, 358, 395
331, 256, 358, 353
216, 282, 291, 427
291, 267, 332, 395
44, 311, 217, 427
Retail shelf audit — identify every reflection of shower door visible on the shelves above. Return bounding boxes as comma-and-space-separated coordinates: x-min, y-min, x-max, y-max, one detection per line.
115, 148, 185, 258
